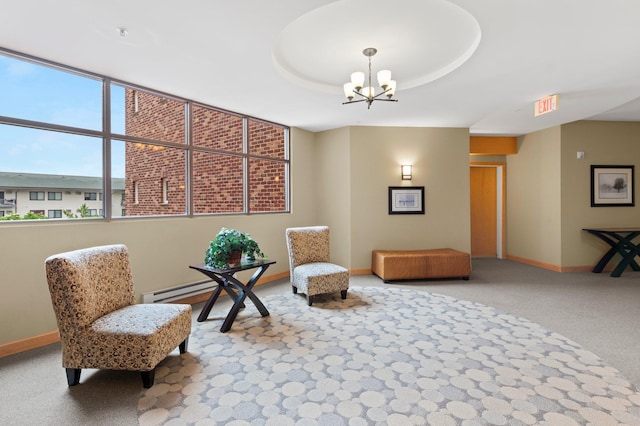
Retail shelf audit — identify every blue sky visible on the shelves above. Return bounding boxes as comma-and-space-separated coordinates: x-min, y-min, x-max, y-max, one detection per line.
0, 54, 126, 177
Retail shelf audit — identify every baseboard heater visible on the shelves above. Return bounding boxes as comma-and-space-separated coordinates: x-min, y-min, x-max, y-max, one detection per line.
142, 279, 215, 304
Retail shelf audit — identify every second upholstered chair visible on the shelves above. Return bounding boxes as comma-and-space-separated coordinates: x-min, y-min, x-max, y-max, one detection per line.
285, 226, 349, 306
44, 244, 192, 388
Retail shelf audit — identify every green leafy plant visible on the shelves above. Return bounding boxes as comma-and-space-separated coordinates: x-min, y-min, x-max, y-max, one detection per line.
204, 227, 265, 268
0, 212, 47, 221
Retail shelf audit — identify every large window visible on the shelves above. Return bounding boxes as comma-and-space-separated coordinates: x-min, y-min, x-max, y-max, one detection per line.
0, 49, 289, 221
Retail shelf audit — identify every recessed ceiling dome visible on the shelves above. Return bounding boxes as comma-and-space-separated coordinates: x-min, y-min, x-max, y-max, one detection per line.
273, 0, 481, 94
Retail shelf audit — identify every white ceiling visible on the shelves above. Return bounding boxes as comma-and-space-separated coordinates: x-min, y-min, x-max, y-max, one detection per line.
2, 0, 640, 135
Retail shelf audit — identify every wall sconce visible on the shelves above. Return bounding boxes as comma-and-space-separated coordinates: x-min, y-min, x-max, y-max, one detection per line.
401, 165, 412, 180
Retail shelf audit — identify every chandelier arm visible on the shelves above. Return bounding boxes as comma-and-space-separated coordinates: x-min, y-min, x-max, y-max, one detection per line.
371, 88, 393, 100
342, 99, 367, 105
351, 91, 370, 99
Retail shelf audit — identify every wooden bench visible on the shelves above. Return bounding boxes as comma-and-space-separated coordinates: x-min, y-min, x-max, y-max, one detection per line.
371, 249, 471, 282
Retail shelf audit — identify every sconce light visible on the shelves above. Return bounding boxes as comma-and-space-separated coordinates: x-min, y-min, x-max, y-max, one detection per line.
401, 165, 412, 180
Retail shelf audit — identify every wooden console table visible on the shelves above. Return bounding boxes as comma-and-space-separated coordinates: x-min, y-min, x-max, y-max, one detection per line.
189, 259, 275, 332
582, 228, 640, 277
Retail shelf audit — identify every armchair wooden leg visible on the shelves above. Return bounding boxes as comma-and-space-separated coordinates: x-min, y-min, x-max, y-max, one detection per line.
292, 285, 298, 294
179, 337, 189, 354
141, 369, 156, 388
307, 295, 314, 306
66, 368, 81, 386
341, 290, 347, 299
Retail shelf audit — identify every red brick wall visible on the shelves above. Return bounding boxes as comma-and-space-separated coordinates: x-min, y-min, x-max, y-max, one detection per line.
193, 105, 243, 152
124, 89, 287, 215
249, 119, 285, 159
125, 90, 187, 215
124, 142, 187, 215
248, 120, 286, 212
192, 151, 243, 214
126, 90, 185, 144
249, 159, 286, 212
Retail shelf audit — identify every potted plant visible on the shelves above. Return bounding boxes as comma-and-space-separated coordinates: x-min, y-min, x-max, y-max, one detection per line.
204, 227, 265, 268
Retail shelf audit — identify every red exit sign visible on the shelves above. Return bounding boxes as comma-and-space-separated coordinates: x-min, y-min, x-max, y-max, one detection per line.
535, 94, 559, 117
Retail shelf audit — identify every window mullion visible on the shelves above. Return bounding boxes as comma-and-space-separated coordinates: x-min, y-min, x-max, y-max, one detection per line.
103, 79, 112, 220
186, 101, 193, 216
243, 117, 249, 214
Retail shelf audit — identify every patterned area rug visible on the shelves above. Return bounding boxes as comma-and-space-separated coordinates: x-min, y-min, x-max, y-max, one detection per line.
138, 286, 640, 425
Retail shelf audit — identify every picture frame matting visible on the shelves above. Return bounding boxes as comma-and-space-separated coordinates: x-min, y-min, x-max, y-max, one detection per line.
590, 165, 635, 207
388, 186, 425, 214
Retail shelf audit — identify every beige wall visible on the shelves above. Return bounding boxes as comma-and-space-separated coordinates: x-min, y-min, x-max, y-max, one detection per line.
0, 128, 317, 346
8, 120, 638, 346
560, 121, 640, 267
506, 126, 562, 265
314, 128, 352, 267
470, 155, 507, 163
345, 126, 471, 269
506, 121, 640, 269
1, 124, 473, 345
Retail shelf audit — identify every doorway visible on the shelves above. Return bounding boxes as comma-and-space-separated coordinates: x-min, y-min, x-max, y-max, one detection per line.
470, 163, 505, 258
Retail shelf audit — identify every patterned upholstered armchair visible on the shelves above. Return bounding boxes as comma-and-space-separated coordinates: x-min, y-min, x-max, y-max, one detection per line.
285, 226, 349, 306
44, 244, 192, 388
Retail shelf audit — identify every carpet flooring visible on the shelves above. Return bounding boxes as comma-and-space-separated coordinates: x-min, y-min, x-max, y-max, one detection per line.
138, 286, 640, 425
4, 259, 640, 426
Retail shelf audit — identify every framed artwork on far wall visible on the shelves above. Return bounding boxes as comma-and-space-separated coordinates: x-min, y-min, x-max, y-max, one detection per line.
388, 186, 425, 214
591, 165, 635, 207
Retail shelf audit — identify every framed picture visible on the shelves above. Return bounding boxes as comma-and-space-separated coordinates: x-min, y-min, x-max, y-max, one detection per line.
388, 186, 425, 214
591, 165, 635, 207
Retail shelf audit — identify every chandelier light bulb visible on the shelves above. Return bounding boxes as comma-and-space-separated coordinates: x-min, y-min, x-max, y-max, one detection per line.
362, 86, 375, 98
377, 70, 392, 89
343, 82, 355, 100
386, 80, 397, 98
350, 72, 365, 91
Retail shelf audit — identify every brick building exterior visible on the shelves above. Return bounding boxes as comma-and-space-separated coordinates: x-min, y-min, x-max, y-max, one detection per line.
124, 89, 287, 216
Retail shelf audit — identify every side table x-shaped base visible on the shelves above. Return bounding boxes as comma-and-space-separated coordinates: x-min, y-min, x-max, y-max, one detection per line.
190, 260, 275, 332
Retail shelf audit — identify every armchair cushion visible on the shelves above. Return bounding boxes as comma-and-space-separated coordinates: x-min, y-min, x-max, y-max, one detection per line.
86, 304, 191, 371
292, 262, 349, 297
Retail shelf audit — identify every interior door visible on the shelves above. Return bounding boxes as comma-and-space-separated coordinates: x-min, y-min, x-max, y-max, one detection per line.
470, 166, 497, 257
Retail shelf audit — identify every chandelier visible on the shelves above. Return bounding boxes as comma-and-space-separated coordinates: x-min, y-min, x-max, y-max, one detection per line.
343, 48, 398, 109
